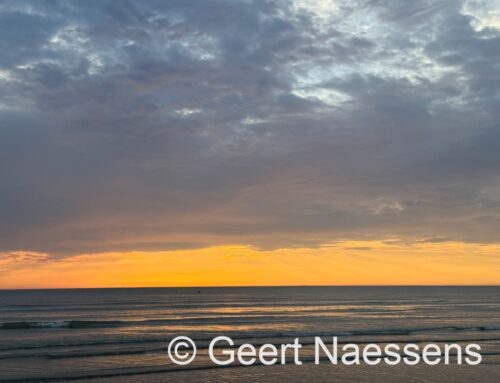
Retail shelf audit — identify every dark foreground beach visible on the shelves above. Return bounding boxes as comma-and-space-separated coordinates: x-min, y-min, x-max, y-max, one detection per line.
0, 287, 499, 382
79, 362, 500, 383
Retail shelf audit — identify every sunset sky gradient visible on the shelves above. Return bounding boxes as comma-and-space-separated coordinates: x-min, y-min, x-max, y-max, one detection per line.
1, 0, 500, 288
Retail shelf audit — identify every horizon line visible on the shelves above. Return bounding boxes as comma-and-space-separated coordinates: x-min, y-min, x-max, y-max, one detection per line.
1, 284, 499, 291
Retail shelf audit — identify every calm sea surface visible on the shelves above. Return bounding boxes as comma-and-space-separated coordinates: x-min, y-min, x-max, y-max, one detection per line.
0, 287, 499, 382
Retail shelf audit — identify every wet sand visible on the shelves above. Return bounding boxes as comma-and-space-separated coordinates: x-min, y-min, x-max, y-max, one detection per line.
78, 360, 500, 383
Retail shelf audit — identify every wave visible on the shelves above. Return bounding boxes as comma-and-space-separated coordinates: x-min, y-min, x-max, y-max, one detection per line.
1, 324, 499, 354
0, 320, 124, 329
0, 316, 305, 329
2, 316, 500, 333
2, 336, 500, 361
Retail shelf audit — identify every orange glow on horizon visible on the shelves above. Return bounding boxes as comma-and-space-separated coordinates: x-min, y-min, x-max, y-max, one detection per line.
1, 241, 499, 289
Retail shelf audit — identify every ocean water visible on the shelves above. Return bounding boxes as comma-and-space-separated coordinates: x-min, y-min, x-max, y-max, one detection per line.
0, 286, 499, 382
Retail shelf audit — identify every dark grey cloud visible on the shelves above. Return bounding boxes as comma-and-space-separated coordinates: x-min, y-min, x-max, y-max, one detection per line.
0, 0, 499, 255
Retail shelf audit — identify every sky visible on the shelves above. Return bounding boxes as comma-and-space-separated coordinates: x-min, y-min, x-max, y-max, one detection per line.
1, 0, 500, 288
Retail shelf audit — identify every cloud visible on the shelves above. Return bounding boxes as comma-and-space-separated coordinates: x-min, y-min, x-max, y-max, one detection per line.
0, 0, 499, 255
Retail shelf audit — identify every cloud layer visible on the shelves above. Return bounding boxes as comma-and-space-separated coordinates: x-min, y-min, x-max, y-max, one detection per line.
1, 0, 500, 255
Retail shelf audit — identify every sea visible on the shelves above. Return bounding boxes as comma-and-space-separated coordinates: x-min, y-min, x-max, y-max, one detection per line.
0, 286, 499, 382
